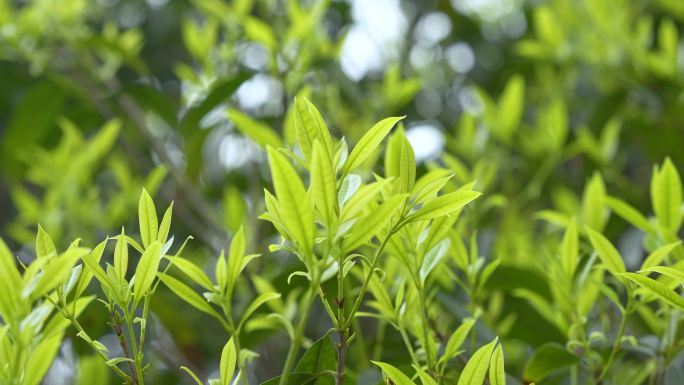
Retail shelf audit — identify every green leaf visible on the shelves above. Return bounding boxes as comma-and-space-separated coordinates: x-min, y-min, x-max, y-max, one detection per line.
23, 333, 64, 385
605, 196, 653, 234
134, 241, 163, 304
420, 239, 450, 284
651, 158, 683, 232
36, 224, 57, 259
139, 188, 158, 248
441, 318, 476, 364
158, 202, 174, 243
457, 338, 498, 385
80, 239, 113, 295
497, 74, 524, 140
413, 365, 438, 385
294, 97, 334, 163
641, 241, 682, 270
221, 337, 237, 385
228, 108, 283, 148
372, 361, 415, 385
523, 343, 579, 383
226, 227, 259, 299
343, 194, 407, 251
33, 247, 89, 299
311, 140, 338, 229
586, 228, 626, 276
385, 127, 416, 194
582, 172, 606, 231
267, 147, 315, 256
0, 238, 21, 318
489, 344, 506, 385
238, 292, 282, 333
343, 116, 404, 174
166, 256, 214, 291
181, 366, 205, 385
640, 266, 684, 285
409, 190, 482, 222
295, 332, 335, 384
560, 219, 578, 277
411, 170, 454, 207
158, 273, 222, 319
114, 229, 129, 282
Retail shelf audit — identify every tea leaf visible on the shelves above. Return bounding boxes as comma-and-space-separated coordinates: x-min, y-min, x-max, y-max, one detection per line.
582, 172, 606, 231
228, 108, 282, 148
409, 190, 482, 222
605, 196, 653, 234
651, 158, 683, 232
620, 272, 684, 311
489, 344, 506, 385
523, 343, 579, 383
343, 194, 407, 251
586, 228, 626, 275
166, 256, 214, 291
158, 273, 222, 319
139, 188, 158, 248
294, 97, 333, 162
267, 147, 315, 256
36, 224, 56, 259
641, 241, 682, 270
441, 318, 476, 364
343, 116, 404, 174
134, 241, 163, 304
413, 365, 438, 385
457, 338, 498, 385
420, 238, 450, 284
385, 127, 416, 193
158, 202, 174, 243
221, 337, 237, 385
372, 361, 415, 385
114, 229, 128, 282
238, 292, 282, 332
311, 140, 338, 229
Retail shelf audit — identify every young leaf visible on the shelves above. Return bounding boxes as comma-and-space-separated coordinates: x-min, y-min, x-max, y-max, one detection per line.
338, 174, 362, 207
441, 318, 476, 364
221, 338, 237, 385
497, 74, 524, 140
311, 140, 338, 229
413, 365, 439, 385
523, 343, 579, 383
267, 147, 315, 255
560, 219, 578, 277
408, 190, 482, 222
237, 292, 281, 332
36, 224, 57, 259
22, 333, 64, 385
420, 239, 450, 284
133, 241, 163, 304
228, 108, 282, 148
586, 228, 626, 275
385, 127, 416, 193
294, 97, 334, 163
114, 229, 128, 282
489, 344, 506, 385
582, 172, 606, 231
166, 256, 214, 291
651, 158, 683, 232
605, 196, 653, 234
343, 116, 404, 174
457, 338, 498, 385
641, 241, 682, 270
158, 273, 222, 319
372, 361, 415, 385
343, 194, 407, 251
139, 188, 158, 248
158, 202, 174, 243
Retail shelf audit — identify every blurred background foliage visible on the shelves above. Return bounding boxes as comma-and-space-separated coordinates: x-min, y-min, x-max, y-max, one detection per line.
1, 0, 684, 384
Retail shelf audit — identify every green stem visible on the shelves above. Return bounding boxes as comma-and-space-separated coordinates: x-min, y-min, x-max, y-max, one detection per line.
279, 283, 317, 385
342, 226, 399, 331
124, 309, 145, 385
418, 286, 436, 374
598, 297, 633, 382
398, 326, 420, 365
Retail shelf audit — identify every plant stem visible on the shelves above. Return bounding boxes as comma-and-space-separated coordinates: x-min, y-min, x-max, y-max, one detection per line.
279, 283, 317, 385
342, 226, 399, 331
418, 286, 436, 375
124, 309, 145, 385
598, 297, 633, 382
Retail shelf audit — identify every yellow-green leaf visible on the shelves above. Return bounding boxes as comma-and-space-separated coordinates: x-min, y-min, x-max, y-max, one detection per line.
372, 361, 415, 385
311, 140, 338, 229
343, 116, 404, 174
221, 338, 237, 385
489, 344, 506, 385
134, 241, 162, 304
651, 158, 683, 232
138, 188, 158, 248
619, 272, 684, 311
409, 190, 482, 222
457, 338, 498, 385
586, 228, 625, 275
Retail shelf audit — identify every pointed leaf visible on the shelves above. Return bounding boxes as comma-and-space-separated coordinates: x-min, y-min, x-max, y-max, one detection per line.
139, 188, 158, 248
343, 116, 404, 174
